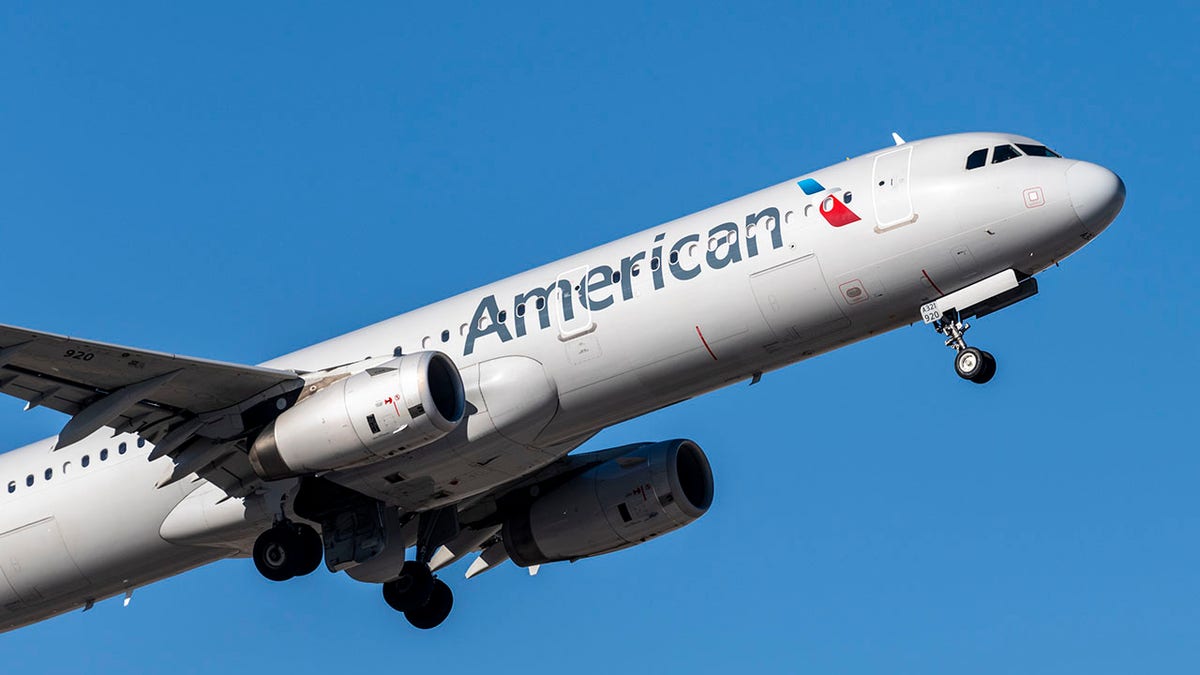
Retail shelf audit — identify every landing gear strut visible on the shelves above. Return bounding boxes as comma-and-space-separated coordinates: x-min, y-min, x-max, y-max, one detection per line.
381, 507, 457, 629
933, 310, 996, 384
252, 521, 323, 582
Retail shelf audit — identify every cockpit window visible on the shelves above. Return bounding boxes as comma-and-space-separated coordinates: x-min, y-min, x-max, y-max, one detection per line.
965, 148, 988, 170
1016, 143, 1061, 158
992, 144, 1021, 164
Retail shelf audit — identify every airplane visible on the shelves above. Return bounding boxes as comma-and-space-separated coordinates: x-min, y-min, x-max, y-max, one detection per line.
0, 132, 1124, 632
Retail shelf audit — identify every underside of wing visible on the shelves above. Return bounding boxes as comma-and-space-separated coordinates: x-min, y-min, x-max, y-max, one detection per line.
0, 323, 305, 494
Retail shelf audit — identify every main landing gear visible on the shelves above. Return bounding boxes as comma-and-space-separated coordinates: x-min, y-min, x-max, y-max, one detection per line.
933, 310, 997, 384
382, 561, 454, 629
252, 521, 324, 582
381, 506, 457, 629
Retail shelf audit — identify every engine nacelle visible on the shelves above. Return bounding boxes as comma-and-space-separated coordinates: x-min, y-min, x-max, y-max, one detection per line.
502, 439, 714, 566
249, 351, 465, 480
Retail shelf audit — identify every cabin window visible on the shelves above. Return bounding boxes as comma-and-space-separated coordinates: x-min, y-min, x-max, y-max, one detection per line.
650, 257, 661, 271
611, 270, 621, 284
497, 310, 507, 323
118, 442, 127, 455
82, 455, 90, 468
631, 263, 641, 277
669, 250, 679, 265
7, 481, 14, 494
440, 330, 450, 343
965, 148, 988, 170
100, 449, 109, 461
26, 474, 34, 487
535, 297, 546, 311
44, 468, 52, 480
137, 437, 146, 448
421, 336, 433, 349
992, 145, 1021, 164
516, 303, 526, 317
1016, 143, 1060, 158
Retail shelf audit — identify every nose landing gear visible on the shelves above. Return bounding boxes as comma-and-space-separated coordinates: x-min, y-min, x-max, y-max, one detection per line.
934, 311, 997, 384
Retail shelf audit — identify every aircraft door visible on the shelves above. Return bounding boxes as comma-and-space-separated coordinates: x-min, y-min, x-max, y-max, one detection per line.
0, 517, 90, 605
873, 146, 916, 230
750, 255, 850, 343
552, 265, 593, 340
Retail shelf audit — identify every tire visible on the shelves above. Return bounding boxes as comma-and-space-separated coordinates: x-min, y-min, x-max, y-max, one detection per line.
973, 351, 997, 384
382, 562, 435, 613
404, 579, 453, 630
288, 523, 324, 577
955, 347, 986, 382
253, 527, 296, 582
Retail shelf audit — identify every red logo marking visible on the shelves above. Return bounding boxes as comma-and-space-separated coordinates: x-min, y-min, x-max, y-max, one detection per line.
820, 195, 861, 227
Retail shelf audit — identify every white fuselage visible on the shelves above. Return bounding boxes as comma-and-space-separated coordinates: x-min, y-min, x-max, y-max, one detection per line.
0, 132, 1123, 632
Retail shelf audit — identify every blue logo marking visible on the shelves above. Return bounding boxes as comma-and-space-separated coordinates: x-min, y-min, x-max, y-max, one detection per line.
797, 178, 824, 195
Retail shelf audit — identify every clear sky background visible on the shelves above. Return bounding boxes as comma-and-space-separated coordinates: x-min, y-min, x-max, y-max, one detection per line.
1, 2, 1197, 673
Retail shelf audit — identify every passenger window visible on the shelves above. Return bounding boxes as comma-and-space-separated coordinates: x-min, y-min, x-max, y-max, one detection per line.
119, 442, 127, 455
7, 481, 15, 494
965, 148, 988, 170
137, 437, 146, 448
44, 468, 52, 480
440, 330, 450, 343
992, 145, 1020, 164
100, 449, 109, 461
1016, 143, 1061, 158
26, 475, 34, 487
82, 455, 90, 468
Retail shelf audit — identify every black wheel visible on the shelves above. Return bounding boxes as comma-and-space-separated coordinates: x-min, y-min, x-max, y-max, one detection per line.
287, 522, 324, 577
954, 347, 986, 382
974, 350, 997, 384
253, 527, 296, 582
404, 579, 453, 630
382, 562, 434, 612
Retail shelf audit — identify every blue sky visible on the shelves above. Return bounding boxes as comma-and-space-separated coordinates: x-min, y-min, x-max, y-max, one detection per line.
1, 2, 1197, 672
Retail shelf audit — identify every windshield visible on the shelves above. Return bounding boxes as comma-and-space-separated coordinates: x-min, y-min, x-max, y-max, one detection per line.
1016, 143, 1061, 158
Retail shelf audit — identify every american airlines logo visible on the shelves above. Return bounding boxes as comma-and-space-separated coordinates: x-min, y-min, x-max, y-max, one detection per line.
463, 206, 786, 355
798, 177, 860, 227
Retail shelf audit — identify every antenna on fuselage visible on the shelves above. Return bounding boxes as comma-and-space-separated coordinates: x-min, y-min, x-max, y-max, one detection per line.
891, 132, 906, 145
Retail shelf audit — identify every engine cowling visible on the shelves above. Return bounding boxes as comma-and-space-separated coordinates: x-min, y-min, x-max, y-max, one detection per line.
502, 439, 714, 566
249, 351, 465, 480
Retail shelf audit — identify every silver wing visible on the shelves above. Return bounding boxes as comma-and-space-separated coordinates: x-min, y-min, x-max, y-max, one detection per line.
0, 323, 304, 495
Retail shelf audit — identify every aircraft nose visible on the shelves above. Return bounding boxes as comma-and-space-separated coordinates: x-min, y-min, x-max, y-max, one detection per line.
1067, 161, 1125, 234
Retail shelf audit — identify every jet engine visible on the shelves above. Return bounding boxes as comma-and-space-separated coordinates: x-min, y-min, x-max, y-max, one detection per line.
249, 351, 465, 480
502, 439, 714, 566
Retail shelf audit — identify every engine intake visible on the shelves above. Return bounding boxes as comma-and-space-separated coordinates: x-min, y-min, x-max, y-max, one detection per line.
249, 351, 465, 480
503, 439, 714, 566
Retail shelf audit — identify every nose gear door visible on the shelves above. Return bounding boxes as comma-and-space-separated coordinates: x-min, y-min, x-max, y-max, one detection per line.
872, 146, 915, 230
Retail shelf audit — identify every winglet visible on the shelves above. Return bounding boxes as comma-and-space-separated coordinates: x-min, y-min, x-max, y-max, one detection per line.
892, 132, 906, 145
